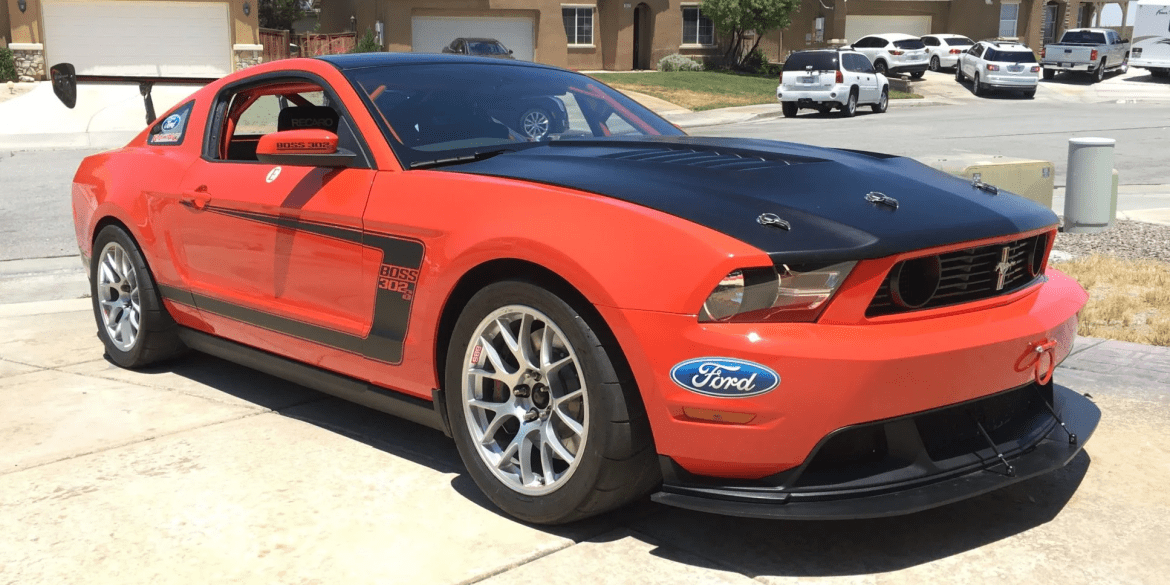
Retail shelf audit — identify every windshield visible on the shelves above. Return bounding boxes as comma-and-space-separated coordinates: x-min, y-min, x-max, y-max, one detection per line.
945, 37, 974, 46
468, 41, 508, 55
783, 52, 839, 71
986, 49, 1039, 63
1061, 31, 1107, 44
893, 39, 926, 50
345, 63, 683, 168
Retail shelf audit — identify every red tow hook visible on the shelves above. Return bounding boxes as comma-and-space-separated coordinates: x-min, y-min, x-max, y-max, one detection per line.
1032, 340, 1058, 385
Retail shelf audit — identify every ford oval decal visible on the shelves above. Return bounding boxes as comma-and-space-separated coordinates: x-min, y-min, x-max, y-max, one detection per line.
669, 358, 780, 398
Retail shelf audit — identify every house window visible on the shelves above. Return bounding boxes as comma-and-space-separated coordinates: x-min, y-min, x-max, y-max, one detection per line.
682, 6, 715, 46
999, 3, 1020, 37
562, 6, 595, 46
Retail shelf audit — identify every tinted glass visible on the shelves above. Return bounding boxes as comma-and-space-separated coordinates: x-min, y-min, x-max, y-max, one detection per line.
1061, 31, 1107, 44
986, 49, 1038, 63
345, 63, 683, 168
468, 41, 508, 55
945, 37, 975, 46
893, 39, 926, 50
922, 37, 938, 46
783, 52, 839, 71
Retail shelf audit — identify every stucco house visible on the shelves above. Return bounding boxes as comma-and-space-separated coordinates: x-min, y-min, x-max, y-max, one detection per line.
0, 0, 1135, 80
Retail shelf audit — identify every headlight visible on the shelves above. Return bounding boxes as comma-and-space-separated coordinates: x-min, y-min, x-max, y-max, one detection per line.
698, 262, 856, 323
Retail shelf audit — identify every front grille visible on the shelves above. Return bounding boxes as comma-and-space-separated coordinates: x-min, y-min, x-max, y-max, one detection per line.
867, 233, 1049, 318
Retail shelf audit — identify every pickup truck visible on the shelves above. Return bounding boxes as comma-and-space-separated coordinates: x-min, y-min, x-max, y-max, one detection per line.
1040, 28, 1130, 83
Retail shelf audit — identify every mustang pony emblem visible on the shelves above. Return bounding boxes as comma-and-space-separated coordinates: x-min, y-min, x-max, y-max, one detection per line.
995, 246, 1016, 290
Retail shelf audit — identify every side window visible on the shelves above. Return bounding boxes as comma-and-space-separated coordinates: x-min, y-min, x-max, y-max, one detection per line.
856, 37, 873, 48
210, 80, 368, 167
923, 37, 937, 47
857, 55, 876, 73
875, 38, 889, 48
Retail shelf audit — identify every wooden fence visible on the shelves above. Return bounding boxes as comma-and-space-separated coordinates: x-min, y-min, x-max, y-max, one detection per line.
259, 29, 357, 62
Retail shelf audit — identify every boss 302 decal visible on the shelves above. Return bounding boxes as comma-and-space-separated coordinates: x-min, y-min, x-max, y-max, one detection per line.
670, 357, 780, 398
158, 207, 424, 365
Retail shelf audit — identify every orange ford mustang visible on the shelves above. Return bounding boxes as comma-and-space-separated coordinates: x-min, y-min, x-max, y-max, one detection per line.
68, 54, 1098, 524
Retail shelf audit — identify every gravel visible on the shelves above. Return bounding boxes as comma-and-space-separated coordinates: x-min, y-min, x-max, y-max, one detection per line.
1053, 219, 1170, 264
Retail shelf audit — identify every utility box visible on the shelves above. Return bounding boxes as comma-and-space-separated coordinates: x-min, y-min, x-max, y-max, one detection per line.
919, 154, 1055, 210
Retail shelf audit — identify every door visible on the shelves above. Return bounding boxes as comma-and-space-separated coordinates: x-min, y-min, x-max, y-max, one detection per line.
170, 80, 380, 351
42, 0, 231, 78
845, 15, 932, 43
633, 4, 652, 70
848, 54, 879, 102
411, 16, 535, 61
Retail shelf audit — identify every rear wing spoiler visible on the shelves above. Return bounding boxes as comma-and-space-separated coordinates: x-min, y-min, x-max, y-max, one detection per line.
49, 63, 216, 124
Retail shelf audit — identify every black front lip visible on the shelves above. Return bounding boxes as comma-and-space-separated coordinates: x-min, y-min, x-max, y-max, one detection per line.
651, 386, 1099, 520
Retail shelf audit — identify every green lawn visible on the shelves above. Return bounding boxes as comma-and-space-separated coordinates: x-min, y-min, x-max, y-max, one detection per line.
590, 70, 922, 111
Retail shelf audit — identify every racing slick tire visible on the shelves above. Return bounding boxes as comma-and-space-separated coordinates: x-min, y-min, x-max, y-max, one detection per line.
781, 102, 798, 118
444, 280, 658, 524
929, 56, 940, 72
1043, 68, 1056, 80
841, 89, 858, 117
910, 71, 925, 80
871, 87, 889, 113
90, 225, 185, 369
519, 107, 553, 140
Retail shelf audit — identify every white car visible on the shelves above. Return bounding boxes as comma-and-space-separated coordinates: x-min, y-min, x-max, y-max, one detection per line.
955, 40, 1041, 98
776, 50, 890, 117
851, 33, 930, 78
921, 34, 975, 71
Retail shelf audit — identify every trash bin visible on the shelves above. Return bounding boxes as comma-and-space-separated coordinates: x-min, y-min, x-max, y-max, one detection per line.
1063, 137, 1116, 234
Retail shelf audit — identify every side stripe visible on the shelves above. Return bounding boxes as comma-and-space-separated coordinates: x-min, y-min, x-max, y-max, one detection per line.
160, 207, 424, 364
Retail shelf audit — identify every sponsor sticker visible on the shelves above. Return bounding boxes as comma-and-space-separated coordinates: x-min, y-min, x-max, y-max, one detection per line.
669, 357, 780, 398
151, 132, 182, 144
265, 167, 282, 183
161, 113, 183, 132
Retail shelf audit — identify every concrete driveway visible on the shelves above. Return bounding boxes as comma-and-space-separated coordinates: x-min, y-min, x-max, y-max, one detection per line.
904, 66, 1170, 104
2, 294, 1169, 584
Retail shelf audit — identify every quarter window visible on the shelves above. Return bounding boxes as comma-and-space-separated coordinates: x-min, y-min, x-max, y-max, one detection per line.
682, 6, 715, 46
999, 3, 1020, 37
562, 6, 595, 46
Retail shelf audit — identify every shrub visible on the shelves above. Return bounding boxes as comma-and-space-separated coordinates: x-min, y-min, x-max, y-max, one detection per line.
0, 48, 16, 82
657, 53, 703, 72
740, 48, 767, 73
350, 28, 382, 53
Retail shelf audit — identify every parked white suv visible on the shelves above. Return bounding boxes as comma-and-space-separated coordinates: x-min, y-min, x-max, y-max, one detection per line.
776, 50, 890, 118
955, 40, 1041, 98
851, 33, 930, 78
921, 34, 975, 71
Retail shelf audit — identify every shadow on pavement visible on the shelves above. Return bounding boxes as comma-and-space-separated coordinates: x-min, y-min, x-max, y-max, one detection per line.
636, 450, 1090, 577
118, 348, 1093, 571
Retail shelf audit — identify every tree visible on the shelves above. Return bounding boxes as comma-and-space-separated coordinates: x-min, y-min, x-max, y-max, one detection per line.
700, 0, 800, 69
259, 0, 306, 32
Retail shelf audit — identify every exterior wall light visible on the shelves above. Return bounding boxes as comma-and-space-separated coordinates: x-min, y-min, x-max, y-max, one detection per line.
18, 0, 27, 13
243, 2, 251, 17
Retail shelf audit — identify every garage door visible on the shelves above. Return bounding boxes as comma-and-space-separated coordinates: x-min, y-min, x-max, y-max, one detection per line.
43, 1, 232, 78
845, 16, 933, 43
412, 16, 535, 61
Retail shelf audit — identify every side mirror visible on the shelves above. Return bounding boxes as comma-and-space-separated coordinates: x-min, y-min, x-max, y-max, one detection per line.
1120, 39, 1129, 44
49, 63, 77, 109
256, 130, 356, 167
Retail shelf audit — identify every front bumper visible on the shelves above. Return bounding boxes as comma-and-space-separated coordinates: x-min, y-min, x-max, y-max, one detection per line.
651, 384, 1097, 519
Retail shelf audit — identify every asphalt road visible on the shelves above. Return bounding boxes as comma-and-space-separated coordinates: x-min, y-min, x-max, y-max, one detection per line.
692, 100, 1170, 188
2, 100, 1168, 263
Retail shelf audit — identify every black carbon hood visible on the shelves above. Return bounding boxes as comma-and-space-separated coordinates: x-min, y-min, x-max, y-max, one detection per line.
441, 136, 1058, 263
